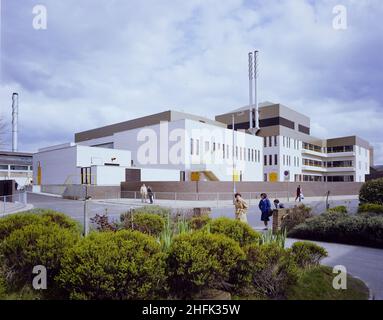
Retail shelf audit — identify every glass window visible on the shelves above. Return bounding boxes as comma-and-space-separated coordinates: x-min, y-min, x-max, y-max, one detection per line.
274, 154, 278, 165
190, 139, 194, 155
274, 136, 278, 146
196, 140, 200, 156
269, 136, 272, 147
264, 155, 267, 166
269, 155, 272, 166
0, 165, 8, 170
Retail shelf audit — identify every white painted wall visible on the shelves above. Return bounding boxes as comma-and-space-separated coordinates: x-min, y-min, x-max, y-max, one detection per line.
33, 144, 132, 185
141, 168, 180, 181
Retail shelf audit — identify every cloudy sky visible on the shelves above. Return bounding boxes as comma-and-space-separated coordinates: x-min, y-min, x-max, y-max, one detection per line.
0, 0, 382, 162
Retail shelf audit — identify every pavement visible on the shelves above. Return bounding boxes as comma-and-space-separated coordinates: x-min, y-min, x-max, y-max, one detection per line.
21, 192, 383, 299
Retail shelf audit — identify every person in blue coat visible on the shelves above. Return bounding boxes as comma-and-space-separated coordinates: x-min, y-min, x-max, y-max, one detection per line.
259, 193, 272, 230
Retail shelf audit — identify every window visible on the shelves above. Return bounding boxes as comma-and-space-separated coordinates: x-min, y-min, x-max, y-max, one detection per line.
248, 149, 251, 162
264, 137, 267, 148
196, 139, 200, 156
283, 155, 285, 166
236, 147, 238, 159
274, 154, 278, 165
223, 144, 225, 159
0, 165, 8, 170
251, 149, 254, 162
269, 155, 272, 166
269, 136, 272, 147
240, 147, 242, 161
205, 141, 210, 152
227, 145, 229, 159
359, 161, 361, 170
213, 142, 216, 152
257, 150, 260, 162
190, 139, 194, 155
264, 155, 267, 166
264, 173, 268, 182
283, 136, 285, 147
274, 136, 278, 146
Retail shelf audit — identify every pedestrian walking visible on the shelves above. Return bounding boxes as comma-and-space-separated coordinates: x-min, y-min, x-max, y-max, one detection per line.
140, 184, 148, 203
234, 193, 248, 224
259, 193, 272, 230
295, 185, 302, 202
147, 186, 154, 204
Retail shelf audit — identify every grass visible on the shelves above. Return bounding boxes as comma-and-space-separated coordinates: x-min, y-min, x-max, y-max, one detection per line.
286, 266, 369, 300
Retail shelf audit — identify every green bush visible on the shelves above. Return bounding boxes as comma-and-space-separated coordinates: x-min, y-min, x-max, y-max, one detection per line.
289, 241, 328, 269
289, 213, 383, 248
120, 212, 165, 237
358, 203, 383, 214
280, 204, 312, 232
327, 205, 348, 214
0, 210, 81, 242
190, 216, 211, 230
123, 206, 171, 219
0, 223, 80, 295
167, 231, 245, 298
57, 230, 166, 300
208, 217, 261, 247
236, 243, 298, 299
359, 178, 383, 205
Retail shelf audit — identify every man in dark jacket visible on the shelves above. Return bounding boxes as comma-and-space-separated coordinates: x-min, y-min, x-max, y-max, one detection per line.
259, 193, 272, 230
147, 186, 154, 204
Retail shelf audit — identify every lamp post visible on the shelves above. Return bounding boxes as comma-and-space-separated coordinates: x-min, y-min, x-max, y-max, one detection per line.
232, 114, 236, 195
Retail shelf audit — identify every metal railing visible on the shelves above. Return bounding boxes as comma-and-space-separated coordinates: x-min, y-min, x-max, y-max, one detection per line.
0, 191, 28, 216
95, 191, 290, 207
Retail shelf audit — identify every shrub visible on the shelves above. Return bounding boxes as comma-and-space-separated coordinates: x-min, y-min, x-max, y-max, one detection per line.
358, 203, 383, 215
289, 241, 328, 269
280, 204, 312, 232
289, 213, 383, 248
57, 230, 166, 300
327, 205, 348, 214
208, 217, 261, 247
167, 231, 245, 298
0, 223, 80, 295
189, 216, 211, 230
90, 214, 117, 232
0, 210, 81, 242
259, 229, 287, 248
123, 206, 171, 219
120, 212, 165, 237
359, 178, 383, 205
236, 243, 299, 299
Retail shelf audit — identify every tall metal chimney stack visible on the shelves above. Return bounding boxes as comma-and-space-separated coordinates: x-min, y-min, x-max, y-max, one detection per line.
248, 52, 253, 129
253, 50, 259, 131
12, 92, 19, 152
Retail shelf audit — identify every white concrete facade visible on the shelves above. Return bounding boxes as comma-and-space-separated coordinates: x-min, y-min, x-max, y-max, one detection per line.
79, 119, 264, 182
33, 143, 132, 186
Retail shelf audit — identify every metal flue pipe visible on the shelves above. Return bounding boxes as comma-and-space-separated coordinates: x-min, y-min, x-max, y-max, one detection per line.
11, 93, 19, 152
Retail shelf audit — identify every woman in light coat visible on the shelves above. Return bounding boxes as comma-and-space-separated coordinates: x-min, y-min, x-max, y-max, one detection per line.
234, 193, 249, 224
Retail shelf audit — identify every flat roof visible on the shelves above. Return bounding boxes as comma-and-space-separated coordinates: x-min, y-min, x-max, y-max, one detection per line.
0, 150, 33, 157
75, 110, 226, 143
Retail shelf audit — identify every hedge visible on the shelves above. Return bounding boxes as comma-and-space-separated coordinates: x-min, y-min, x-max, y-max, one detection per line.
289, 241, 328, 269
57, 230, 166, 300
358, 203, 383, 215
359, 178, 383, 205
120, 212, 165, 236
166, 231, 245, 298
0, 210, 81, 242
0, 223, 80, 295
208, 217, 261, 247
289, 213, 383, 248
235, 243, 299, 299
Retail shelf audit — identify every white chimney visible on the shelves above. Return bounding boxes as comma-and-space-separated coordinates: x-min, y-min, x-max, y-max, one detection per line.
254, 50, 259, 130
248, 52, 253, 129
12, 92, 18, 152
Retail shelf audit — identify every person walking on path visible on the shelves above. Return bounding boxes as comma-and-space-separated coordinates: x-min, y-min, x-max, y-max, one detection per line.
295, 185, 302, 202
259, 193, 272, 230
234, 193, 249, 224
147, 186, 154, 204
140, 184, 148, 203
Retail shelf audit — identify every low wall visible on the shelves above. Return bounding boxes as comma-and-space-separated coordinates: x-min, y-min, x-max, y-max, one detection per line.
41, 185, 120, 199
121, 181, 363, 199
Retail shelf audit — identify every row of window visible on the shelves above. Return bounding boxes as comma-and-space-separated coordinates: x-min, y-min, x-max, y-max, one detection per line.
263, 136, 300, 150
190, 139, 261, 163
303, 159, 355, 168
302, 175, 355, 182
0, 165, 32, 171
303, 143, 357, 154
263, 154, 300, 167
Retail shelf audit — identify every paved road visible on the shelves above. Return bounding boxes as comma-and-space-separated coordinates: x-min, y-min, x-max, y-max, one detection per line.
26, 193, 383, 299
